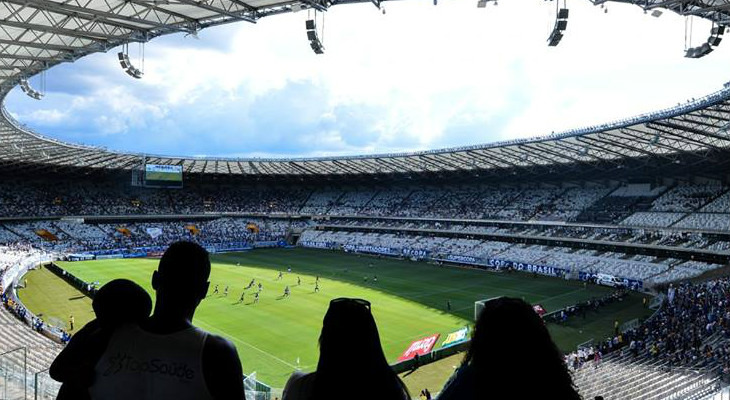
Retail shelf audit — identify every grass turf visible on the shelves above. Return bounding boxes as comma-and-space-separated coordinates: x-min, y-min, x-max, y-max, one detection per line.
20, 247, 650, 389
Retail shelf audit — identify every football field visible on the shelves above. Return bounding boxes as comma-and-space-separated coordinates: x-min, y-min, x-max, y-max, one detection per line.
20, 247, 650, 388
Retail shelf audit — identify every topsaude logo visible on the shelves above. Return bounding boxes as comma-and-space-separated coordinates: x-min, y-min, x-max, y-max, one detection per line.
103, 352, 195, 381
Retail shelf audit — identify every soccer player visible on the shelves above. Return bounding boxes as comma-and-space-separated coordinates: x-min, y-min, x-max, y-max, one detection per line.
314, 281, 320, 293
224, 286, 229, 297
239, 292, 245, 304
258, 282, 263, 292
213, 284, 219, 295
69, 315, 75, 331
246, 279, 254, 290
284, 286, 290, 297
447, 300, 452, 311
316, 275, 320, 283
277, 271, 283, 280
254, 292, 259, 303
297, 276, 301, 286
287, 266, 292, 273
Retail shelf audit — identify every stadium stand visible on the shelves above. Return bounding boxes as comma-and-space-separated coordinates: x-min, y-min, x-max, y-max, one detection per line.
570, 278, 730, 400
620, 212, 687, 228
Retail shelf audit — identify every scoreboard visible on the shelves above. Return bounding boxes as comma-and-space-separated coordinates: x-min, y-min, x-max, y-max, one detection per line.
144, 164, 183, 188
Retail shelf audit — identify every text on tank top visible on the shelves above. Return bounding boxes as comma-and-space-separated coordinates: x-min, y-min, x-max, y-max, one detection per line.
90, 323, 213, 400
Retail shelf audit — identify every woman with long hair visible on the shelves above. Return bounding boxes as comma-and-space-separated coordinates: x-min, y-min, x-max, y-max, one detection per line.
282, 297, 409, 400
438, 297, 582, 400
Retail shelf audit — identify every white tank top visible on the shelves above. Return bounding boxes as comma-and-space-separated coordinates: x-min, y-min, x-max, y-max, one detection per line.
89, 324, 213, 400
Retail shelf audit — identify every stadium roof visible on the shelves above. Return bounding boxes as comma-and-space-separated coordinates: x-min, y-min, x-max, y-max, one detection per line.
1, 0, 730, 178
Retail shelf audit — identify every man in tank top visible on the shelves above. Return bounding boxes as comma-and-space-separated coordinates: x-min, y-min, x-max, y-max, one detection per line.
89, 241, 244, 400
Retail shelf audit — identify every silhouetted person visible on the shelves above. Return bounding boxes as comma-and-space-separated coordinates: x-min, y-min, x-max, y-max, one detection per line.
282, 297, 409, 400
88, 241, 243, 399
51, 278, 152, 400
438, 297, 582, 400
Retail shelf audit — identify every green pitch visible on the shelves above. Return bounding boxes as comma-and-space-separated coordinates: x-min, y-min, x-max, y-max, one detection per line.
21, 248, 650, 389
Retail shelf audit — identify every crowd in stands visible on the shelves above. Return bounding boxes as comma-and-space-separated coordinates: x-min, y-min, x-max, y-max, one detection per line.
0, 180, 727, 291
0, 211, 724, 288
619, 212, 686, 228
0, 218, 301, 255
650, 185, 725, 212
319, 217, 730, 258
568, 278, 730, 378
1, 181, 728, 230
298, 230, 722, 284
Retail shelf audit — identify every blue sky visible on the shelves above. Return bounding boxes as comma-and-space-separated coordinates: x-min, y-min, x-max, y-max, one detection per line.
5, 0, 730, 158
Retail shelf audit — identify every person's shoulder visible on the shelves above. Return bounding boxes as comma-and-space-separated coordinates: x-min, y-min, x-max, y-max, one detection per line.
203, 331, 236, 349
288, 370, 314, 382
201, 331, 240, 370
201, 332, 244, 399
283, 371, 316, 400
438, 364, 476, 400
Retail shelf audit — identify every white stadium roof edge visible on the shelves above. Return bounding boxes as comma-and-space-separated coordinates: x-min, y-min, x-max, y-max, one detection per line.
1, 0, 730, 177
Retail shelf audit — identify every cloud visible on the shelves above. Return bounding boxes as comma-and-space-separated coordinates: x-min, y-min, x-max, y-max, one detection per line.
4, 0, 730, 158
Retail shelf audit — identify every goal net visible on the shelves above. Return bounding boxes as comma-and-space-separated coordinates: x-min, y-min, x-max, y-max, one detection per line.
474, 297, 501, 321
243, 372, 271, 400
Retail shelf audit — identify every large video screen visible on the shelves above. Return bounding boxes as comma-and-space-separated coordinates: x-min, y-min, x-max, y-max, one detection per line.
144, 164, 183, 188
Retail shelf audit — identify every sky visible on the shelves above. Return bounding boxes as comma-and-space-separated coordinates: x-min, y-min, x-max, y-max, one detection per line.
5, 0, 730, 159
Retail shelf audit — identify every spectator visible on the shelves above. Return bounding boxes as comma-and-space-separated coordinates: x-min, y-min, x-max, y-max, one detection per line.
51, 278, 153, 400
85, 241, 244, 400
282, 297, 409, 400
438, 297, 581, 400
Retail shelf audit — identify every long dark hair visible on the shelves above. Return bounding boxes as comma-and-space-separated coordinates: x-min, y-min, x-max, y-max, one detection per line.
310, 298, 409, 400
464, 297, 581, 399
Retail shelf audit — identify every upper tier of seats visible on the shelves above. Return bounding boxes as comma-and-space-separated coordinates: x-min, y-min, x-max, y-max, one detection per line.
0, 182, 728, 231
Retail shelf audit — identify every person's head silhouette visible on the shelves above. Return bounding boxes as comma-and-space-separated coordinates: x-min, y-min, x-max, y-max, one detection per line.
294, 298, 408, 400
92, 278, 151, 328
440, 297, 581, 400
151, 241, 210, 325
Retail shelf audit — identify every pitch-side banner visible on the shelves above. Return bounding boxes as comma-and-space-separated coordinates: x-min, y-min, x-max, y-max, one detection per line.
533, 304, 547, 317
440, 327, 469, 349
398, 333, 440, 361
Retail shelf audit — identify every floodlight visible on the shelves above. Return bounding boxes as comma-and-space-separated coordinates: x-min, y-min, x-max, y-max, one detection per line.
118, 52, 130, 69
117, 48, 144, 78
708, 36, 722, 46
477, 0, 497, 7
685, 24, 725, 59
547, 5, 569, 47
305, 17, 325, 55
547, 30, 563, 47
19, 78, 43, 100
125, 67, 143, 79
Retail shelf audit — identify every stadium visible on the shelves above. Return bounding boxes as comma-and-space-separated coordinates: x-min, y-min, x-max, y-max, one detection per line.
1, 0, 730, 399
